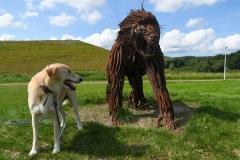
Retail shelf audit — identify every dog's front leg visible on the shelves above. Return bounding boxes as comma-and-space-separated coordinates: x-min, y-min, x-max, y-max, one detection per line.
57, 91, 67, 127
29, 114, 39, 156
58, 104, 66, 127
67, 91, 83, 130
72, 102, 83, 130
52, 113, 60, 154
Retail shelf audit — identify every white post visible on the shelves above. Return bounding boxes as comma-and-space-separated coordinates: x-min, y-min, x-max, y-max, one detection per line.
224, 47, 227, 80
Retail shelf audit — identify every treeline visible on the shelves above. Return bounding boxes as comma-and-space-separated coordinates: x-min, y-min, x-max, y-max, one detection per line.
164, 50, 240, 72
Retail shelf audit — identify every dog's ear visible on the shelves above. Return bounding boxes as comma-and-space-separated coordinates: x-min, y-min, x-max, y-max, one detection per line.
46, 65, 56, 77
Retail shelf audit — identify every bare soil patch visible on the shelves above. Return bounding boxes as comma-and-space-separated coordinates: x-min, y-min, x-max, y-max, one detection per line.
75, 102, 196, 129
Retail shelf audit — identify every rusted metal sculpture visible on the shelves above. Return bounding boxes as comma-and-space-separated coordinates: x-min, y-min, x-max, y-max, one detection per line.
106, 7, 177, 131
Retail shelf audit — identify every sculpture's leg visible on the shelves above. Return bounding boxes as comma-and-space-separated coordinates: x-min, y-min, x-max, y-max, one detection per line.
127, 75, 149, 110
106, 73, 125, 125
106, 43, 127, 126
147, 73, 176, 130
143, 56, 177, 131
155, 88, 176, 130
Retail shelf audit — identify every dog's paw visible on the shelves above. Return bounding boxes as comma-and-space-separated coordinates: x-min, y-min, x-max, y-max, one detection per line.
28, 150, 37, 156
77, 125, 83, 130
61, 123, 66, 128
52, 148, 60, 154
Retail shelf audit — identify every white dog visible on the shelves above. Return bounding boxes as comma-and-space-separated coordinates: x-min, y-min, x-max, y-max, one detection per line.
28, 63, 83, 156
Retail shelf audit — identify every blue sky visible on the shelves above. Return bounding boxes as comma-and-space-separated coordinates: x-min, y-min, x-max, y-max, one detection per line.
0, 0, 239, 57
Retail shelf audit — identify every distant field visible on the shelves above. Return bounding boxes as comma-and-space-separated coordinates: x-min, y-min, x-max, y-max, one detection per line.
0, 40, 109, 74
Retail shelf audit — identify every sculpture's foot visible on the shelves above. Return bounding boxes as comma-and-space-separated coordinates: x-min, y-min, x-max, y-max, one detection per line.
137, 103, 150, 110
112, 120, 123, 126
155, 113, 180, 132
110, 115, 123, 126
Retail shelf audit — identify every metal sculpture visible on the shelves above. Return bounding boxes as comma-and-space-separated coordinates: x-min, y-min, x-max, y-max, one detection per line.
106, 7, 177, 130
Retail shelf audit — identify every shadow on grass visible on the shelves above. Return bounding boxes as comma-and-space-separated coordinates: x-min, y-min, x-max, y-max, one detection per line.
134, 100, 197, 128
65, 121, 148, 158
197, 105, 240, 122
132, 100, 239, 129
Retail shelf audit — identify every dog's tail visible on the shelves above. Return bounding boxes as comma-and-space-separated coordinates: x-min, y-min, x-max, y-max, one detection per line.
62, 99, 69, 105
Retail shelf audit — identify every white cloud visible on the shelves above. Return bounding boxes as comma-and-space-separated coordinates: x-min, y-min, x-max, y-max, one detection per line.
38, 0, 55, 10
80, 10, 102, 25
0, 13, 28, 29
149, 0, 222, 12
21, 11, 39, 19
160, 28, 240, 55
0, 34, 14, 40
58, 28, 118, 49
25, 0, 35, 10
211, 34, 240, 51
50, 37, 57, 40
185, 18, 206, 28
61, 34, 82, 40
82, 28, 118, 49
188, 0, 222, 7
160, 28, 215, 53
49, 13, 76, 26
36, 0, 105, 24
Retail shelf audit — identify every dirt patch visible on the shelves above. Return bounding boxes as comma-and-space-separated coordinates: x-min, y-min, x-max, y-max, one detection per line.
75, 102, 196, 129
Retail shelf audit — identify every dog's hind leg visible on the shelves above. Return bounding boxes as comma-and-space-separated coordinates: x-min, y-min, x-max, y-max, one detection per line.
29, 114, 39, 156
52, 112, 60, 154
67, 90, 83, 130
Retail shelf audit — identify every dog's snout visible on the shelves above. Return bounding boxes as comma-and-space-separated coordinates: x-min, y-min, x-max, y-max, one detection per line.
79, 77, 83, 83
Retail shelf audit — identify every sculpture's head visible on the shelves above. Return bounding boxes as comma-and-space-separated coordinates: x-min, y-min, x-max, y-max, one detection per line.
118, 8, 160, 59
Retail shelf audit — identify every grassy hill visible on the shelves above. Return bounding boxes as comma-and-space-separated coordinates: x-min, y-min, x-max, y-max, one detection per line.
0, 40, 109, 74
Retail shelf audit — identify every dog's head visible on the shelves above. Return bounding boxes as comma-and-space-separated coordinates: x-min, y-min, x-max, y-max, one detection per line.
46, 63, 82, 90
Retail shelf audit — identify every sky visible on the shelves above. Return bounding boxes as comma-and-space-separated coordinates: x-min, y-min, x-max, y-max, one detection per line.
0, 0, 240, 57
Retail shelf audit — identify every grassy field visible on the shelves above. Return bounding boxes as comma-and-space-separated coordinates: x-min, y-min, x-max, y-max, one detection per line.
0, 40, 109, 74
0, 80, 239, 159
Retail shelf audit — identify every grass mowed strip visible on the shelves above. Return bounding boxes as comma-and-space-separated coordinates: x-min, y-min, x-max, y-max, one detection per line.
0, 80, 239, 159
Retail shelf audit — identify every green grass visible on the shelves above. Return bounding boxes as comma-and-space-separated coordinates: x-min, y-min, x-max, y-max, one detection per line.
0, 80, 239, 159
0, 40, 109, 74
165, 70, 240, 80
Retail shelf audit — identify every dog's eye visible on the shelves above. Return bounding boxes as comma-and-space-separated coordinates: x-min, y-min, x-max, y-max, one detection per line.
68, 70, 71, 73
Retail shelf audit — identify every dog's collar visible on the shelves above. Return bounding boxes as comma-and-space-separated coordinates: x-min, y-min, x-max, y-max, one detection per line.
39, 84, 53, 94
37, 78, 54, 105
37, 77, 53, 94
